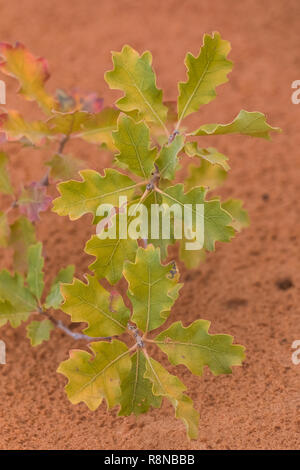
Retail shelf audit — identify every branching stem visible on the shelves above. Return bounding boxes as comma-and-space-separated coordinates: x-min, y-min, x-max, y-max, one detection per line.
38, 307, 112, 342
127, 323, 144, 348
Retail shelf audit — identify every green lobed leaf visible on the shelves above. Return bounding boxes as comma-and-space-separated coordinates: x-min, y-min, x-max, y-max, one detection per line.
191, 110, 281, 139
27, 242, 44, 300
60, 275, 130, 337
47, 110, 92, 135
185, 162, 227, 191
142, 191, 175, 259
26, 319, 54, 346
222, 198, 250, 232
159, 184, 235, 251
184, 143, 230, 171
8, 216, 37, 272
78, 107, 120, 150
156, 134, 184, 180
177, 32, 232, 123
57, 339, 132, 410
113, 115, 157, 179
144, 354, 199, 439
0, 152, 13, 194
105, 45, 168, 129
123, 246, 181, 333
85, 218, 138, 285
53, 169, 137, 221
46, 153, 85, 182
155, 320, 245, 376
44, 265, 75, 310
179, 243, 206, 269
119, 349, 162, 416
0, 270, 37, 327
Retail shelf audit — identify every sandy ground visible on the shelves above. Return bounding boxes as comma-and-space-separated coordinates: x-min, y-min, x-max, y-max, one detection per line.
0, 0, 299, 450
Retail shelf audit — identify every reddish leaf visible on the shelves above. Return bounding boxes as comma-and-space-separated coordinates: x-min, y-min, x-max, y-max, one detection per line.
56, 88, 103, 113
75, 91, 103, 113
0, 42, 55, 114
18, 182, 52, 222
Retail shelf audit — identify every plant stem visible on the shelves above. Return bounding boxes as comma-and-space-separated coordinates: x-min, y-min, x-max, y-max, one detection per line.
39, 308, 112, 342
58, 134, 70, 154
39, 133, 70, 186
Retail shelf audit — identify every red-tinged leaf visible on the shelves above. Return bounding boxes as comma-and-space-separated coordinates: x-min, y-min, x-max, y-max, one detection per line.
55, 89, 76, 113
72, 90, 104, 113
0, 42, 56, 114
18, 182, 52, 222
0, 110, 52, 145
56, 88, 104, 114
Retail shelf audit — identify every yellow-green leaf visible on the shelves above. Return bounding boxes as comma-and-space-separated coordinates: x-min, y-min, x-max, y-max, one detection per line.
123, 246, 181, 333
0, 270, 37, 327
113, 115, 157, 179
47, 110, 92, 135
0, 111, 52, 145
46, 154, 85, 182
27, 242, 44, 300
119, 349, 162, 416
156, 134, 184, 180
53, 169, 137, 221
222, 198, 250, 232
184, 143, 230, 171
44, 265, 75, 310
177, 32, 232, 124
144, 354, 199, 439
0, 42, 55, 114
105, 45, 167, 129
159, 184, 235, 251
185, 162, 227, 191
78, 107, 120, 150
26, 319, 54, 346
85, 225, 138, 285
0, 300, 31, 328
155, 320, 245, 376
58, 340, 131, 410
142, 191, 175, 259
191, 110, 281, 139
8, 216, 37, 272
61, 275, 130, 337
179, 243, 206, 269
0, 152, 13, 194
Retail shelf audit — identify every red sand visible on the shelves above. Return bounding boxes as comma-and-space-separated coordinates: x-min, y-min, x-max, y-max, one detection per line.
0, 0, 299, 450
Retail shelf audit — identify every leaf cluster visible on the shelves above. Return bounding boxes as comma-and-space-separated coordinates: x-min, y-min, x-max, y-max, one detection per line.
0, 33, 280, 439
